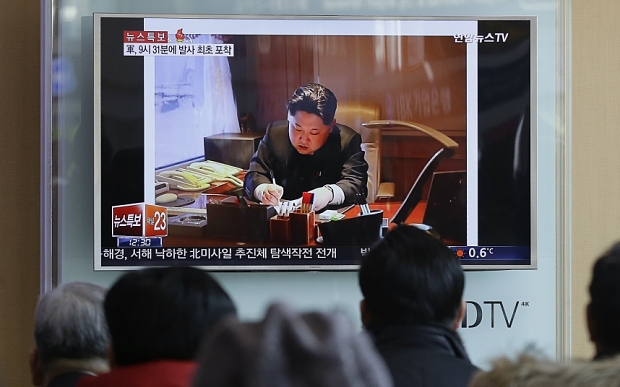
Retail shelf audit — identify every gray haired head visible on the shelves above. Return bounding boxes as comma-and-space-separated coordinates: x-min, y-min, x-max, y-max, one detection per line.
34, 282, 110, 365
193, 302, 393, 387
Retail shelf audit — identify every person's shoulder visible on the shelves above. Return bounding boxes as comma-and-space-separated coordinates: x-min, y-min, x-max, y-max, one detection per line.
384, 352, 477, 387
74, 372, 100, 387
74, 366, 135, 387
332, 123, 362, 149
334, 123, 358, 137
48, 372, 95, 387
263, 120, 289, 142
267, 120, 288, 132
380, 345, 477, 369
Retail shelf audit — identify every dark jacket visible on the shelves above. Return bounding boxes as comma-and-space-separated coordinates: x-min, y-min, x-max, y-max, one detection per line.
244, 120, 368, 204
371, 324, 478, 387
48, 372, 94, 387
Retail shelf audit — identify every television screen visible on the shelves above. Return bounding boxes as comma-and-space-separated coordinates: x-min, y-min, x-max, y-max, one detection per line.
94, 14, 535, 270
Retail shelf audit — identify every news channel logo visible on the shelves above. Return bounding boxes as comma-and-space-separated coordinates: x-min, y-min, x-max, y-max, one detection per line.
112, 203, 168, 238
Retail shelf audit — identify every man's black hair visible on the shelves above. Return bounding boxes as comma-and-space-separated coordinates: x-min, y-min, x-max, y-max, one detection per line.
589, 242, 620, 356
104, 267, 237, 366
286, 83, 338, 125
359, 224, 464, 328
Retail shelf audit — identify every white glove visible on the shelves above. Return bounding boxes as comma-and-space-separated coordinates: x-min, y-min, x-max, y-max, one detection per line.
308, 186, 334, 212
254, 183, 283, 206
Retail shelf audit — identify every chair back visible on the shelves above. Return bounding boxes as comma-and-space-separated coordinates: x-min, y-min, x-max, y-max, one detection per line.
336, 101, 384, 202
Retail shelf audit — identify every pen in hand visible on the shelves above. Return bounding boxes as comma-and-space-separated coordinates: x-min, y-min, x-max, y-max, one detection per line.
259, 170, 283, 206
270, 170, 276, 185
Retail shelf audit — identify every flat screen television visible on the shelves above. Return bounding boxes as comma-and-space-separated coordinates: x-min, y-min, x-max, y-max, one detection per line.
94, 14, 536, 270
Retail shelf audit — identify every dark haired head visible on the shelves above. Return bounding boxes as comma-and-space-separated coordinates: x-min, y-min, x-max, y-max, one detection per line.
286, 83, 338, 125
359, 224, 464, 328
105, 267, 237, 366
588, 242, 620, 358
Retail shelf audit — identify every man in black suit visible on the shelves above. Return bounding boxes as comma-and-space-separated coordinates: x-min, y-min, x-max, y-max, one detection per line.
358, 224, 478, 387
244, 83, 368, 211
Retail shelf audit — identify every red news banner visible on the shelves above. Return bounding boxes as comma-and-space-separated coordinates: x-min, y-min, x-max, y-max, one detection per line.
112, 203, 168, 238
122, 30, 234, 56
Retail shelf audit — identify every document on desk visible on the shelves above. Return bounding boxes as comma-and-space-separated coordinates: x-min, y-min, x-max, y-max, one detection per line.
319, 210, 345, 221
273, 199, 301, 217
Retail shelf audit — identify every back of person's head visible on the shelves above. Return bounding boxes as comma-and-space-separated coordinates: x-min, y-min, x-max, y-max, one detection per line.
359, 224, 464, 328
34, 282, 109, 366
468, 353, 620, 387
105, 266, 237, 366
192, 302, 392, 387
286, 83, 338, 125
588, 241, 620, 357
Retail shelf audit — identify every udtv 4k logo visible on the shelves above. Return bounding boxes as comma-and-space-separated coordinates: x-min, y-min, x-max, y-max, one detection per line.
461, 301, 529, 329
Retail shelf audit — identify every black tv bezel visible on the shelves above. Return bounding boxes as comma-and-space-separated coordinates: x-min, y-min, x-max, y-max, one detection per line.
93, 14, 537, 271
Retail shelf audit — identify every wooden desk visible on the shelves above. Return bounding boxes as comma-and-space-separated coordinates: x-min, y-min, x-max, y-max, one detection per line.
163, 201, 426, 248
366, 201, 426, 226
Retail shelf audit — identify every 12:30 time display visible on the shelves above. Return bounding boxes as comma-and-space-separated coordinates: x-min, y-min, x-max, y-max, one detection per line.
117, 237, 163, 247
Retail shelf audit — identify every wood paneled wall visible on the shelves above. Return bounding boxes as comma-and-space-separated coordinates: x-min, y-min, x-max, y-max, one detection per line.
0, 1, 41, 386
570, 0, 620, 359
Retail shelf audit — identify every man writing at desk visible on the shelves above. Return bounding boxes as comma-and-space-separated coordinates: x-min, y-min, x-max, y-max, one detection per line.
244, 83, 369, 211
